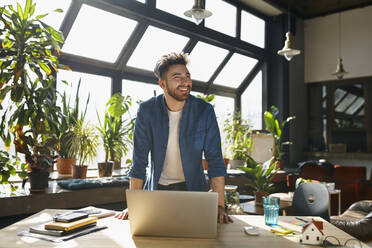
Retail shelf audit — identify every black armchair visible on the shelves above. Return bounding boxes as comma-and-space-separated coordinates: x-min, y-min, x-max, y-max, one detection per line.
330, 200, 372, 241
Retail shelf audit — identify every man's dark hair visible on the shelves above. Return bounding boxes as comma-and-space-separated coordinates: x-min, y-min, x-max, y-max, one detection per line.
154, 52, 189, 80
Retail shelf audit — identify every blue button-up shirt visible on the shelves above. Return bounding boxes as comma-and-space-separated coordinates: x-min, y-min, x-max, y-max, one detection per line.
128, 94, 227, 191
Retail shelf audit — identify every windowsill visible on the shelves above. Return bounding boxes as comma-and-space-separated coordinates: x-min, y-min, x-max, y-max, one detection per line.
0, 168, 129, 217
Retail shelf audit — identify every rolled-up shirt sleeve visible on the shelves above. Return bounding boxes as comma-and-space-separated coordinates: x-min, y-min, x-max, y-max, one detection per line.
204, 106, 227, 178
128, 104, 151, 181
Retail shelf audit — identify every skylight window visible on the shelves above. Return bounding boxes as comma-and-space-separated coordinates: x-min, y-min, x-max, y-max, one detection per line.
188, 42, 229, 82
156, 0, 194, 22
62, 4, 137, 63
127, 26, 189, 71
1, 0, 71, 30
205, 0, 236, 37
213, 53, 258, 88
241, 10, 265, 48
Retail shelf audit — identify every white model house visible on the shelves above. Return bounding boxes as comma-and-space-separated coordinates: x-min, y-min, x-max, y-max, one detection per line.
299, 220, 324, 245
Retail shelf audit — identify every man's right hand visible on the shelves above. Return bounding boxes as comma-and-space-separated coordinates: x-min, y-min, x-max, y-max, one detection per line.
115, 208, 129, 220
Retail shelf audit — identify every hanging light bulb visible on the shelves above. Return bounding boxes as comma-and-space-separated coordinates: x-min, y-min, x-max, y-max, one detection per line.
332, 10, 348, 79
277, 7, 301, 61
277, 32, 301, 61
184, 0, 212, 25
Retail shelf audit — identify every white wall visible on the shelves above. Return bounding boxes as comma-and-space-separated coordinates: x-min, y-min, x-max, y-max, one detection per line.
305, 6, 372, 83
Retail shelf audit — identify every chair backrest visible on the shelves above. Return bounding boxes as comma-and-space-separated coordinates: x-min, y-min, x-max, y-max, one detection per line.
298, 161, 333, 182
292, 182, 330, 221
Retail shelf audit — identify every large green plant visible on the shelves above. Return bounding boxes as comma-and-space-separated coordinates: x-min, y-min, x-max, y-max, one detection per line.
264, 105, 295, 161
223, 112, 253, 160
238, 156, 279, 193
57, 79, 89, 159
0, 0, 65, 172
97, 93, 135, 163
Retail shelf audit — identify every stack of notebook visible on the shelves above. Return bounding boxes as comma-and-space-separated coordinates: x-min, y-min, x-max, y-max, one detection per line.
29, 212, 99, 237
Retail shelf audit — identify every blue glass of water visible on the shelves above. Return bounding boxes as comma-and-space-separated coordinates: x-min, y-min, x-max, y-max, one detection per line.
263, 196, 280, 226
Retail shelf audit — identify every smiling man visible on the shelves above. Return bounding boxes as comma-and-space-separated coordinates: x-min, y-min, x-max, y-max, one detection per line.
116, 52, 231, 224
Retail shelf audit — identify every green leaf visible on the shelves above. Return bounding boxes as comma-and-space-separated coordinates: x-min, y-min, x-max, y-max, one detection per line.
35, 13, 48, 20
24, 0, 32, 19
54, 8, 63, 13
264, 111, 275, 134
274, 119, 281, 139
29, 3, 36, 16
16, 3, 24, 20
38, 61, 51, 75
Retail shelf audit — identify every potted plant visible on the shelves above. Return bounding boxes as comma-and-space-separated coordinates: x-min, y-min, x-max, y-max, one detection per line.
97, 93, 134, 176
68, 119, 99, 179
223, 112, 253, 168
264, 105, 295, 168
55, 79, 88, 175
238, 156, 279, 206
0, 0, 65, 191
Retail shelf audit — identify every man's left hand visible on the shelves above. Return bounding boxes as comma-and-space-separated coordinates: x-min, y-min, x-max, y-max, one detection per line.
218, 206, 233, 224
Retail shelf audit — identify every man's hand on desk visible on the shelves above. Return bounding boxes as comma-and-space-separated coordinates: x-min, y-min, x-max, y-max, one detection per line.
115, 208, 129, 220
218, 206, 233, 224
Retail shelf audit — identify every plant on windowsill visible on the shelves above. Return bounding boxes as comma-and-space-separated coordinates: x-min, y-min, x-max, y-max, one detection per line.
68, 119, 99, 179
0, 0, 66, 192
96, 93, 135, 177
223, 112, 253, 169
238, 156, 279, 206
55, 79, 88, 175
264, 105, 295, 168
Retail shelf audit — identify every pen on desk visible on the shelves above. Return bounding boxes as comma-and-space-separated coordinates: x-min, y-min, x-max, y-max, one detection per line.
295, 217, 309, 223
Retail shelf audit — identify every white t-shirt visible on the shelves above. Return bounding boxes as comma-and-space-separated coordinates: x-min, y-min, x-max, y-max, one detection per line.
158, 109, 185, 185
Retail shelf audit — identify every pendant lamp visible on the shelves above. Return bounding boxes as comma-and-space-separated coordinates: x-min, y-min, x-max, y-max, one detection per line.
184, 0, 212, 25
332, 11, 348, 79
277, 7, 301, 61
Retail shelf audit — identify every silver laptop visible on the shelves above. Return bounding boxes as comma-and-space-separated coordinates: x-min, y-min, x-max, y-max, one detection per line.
126, 190, 218, 238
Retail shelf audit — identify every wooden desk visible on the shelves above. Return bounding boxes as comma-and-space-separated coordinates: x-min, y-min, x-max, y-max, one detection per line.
0, 209, 367, 248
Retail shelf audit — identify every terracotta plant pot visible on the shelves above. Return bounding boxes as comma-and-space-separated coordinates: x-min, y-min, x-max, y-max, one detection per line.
254, 191, 270, 206
98, 162, 113, 177
72, 165, 88, 179
56, 158, 76, 175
